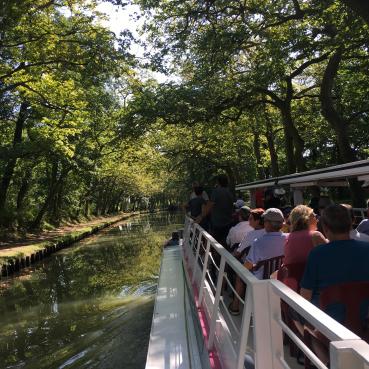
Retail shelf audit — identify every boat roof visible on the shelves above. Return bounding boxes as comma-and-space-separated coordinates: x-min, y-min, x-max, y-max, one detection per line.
236, 159, 369, 191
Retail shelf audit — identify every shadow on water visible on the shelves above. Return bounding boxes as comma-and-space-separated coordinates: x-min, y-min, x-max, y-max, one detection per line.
0, 212, 184, 369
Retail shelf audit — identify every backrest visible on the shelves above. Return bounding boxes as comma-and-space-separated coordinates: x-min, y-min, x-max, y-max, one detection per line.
253, 255, 284, 279
320, 281, 369, 342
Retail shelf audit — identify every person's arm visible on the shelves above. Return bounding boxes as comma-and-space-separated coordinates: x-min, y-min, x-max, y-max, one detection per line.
244, 240, 258, 270
311, 231, 328, 247
244, 260, 253, 270
300, 288, 313, 301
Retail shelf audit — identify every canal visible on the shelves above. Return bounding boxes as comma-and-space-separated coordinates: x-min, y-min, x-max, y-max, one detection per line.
0, 212, 183, 369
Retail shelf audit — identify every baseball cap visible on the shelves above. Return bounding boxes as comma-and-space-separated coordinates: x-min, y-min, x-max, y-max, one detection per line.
239, 206, 251, 218
262, 208, 284, 222
234, 199, 245, 209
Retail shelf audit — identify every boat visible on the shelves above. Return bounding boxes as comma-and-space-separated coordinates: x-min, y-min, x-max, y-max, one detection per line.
146, 160, 369, 369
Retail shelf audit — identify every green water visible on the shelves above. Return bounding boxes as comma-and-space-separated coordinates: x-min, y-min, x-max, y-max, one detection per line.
0, 212, 183, 369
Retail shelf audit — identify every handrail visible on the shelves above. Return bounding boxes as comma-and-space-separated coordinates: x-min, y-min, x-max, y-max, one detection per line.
182, 216, 369, 369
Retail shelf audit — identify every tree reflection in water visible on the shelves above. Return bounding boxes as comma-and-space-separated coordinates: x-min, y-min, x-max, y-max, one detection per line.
0, 212, 183, 369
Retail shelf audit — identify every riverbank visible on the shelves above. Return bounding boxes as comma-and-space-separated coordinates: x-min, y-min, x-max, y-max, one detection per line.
0, 212, 138, 278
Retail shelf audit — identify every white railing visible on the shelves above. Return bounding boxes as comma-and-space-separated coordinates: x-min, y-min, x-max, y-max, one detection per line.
182, 216, 369, 369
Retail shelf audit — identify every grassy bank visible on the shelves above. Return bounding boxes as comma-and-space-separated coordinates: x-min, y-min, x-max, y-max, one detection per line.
0, 213, 137, 278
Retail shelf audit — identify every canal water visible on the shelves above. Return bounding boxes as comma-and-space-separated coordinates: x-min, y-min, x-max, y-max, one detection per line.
0, 212, 183, 369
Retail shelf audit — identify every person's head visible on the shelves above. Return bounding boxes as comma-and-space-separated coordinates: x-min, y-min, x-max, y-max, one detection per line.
234, 199, 245, 210
289, 205, 317, 232
321, 204, 351, 239
341, 203, 355, 226
171, 231, 179, 240
249, 208, 264, 229
194, 186, 203, 196
238, 206, 251, 221
216, 174, 228, 187
192, 181, 199, 190
318, 195, 333, 215
262, 208, 284, 232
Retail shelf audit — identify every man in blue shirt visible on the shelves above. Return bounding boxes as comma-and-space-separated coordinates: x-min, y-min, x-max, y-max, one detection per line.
300, 204, 369, 303
245, 208, 287, 279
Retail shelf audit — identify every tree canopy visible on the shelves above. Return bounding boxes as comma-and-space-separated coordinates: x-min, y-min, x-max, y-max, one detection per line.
1, 0, 369, 232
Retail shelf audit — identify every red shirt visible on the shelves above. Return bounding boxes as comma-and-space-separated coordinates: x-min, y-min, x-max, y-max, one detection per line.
284, 230, 314, 265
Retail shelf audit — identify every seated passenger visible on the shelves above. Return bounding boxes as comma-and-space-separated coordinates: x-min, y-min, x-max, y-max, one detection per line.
244, 208, 288, 279
356, 200, 369, 236
341, 203, 369, 242
284, 205, 327, 266
232, 199, 246, 225
300, 204, 369, 306
226, 206, 253, 250
234, 208, 265, 260
281, 206, 292, 233
228, 208, 287, 315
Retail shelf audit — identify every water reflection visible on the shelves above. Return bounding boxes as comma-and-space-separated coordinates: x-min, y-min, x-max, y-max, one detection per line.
0, 212, 183, 369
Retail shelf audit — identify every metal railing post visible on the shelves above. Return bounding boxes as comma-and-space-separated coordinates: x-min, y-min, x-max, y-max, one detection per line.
191, 227, 203, 284
252, 280, 283, 369
236, 285, 253, 369
198, 238, 211, 303
208, 255, 226, 349
330, 340, 369, 369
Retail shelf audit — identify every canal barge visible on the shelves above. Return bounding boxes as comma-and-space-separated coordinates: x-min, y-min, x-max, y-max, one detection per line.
146, 160, 369, 369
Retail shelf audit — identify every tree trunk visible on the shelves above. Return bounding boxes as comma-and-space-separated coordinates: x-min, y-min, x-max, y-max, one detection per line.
16, 164, 34, 224
252, 131, 265, 179
0, 102, 29, 212
280, 101, 305, 172
31, 162, 69, 229
320, 48, 365, 206
264, 117, 280, 177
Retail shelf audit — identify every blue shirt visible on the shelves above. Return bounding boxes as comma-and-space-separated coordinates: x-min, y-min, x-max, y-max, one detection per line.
301, 239, 369, 322
301, 239, 369, 294
246, 232, 288, 279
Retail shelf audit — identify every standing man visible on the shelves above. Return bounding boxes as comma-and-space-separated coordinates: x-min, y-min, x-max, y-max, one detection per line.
198, 174, 234, 248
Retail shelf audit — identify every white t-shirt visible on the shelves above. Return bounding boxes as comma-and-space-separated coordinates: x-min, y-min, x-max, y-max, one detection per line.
226, 221, 253, 247
350, 229, 369, 242
237, 228, 266, 255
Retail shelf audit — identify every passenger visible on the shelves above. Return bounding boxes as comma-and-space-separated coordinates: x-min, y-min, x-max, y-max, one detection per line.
199, 174, 234, 248
300, 204, 369, 306
187, 186, 208, 229
281, 206, 292, 233
316, 195, 333, 235
309, 186, 321, 215
284, 205, 327, 265
164, 232, 180, 247
356, 200, 369, 236
244, 208, 287, 280
228, 208, 286, 315
234, 208, 265, 260
231, 198, 246, 224
226, 206, 253, 250
190, 181, 209, 201
341, 203, 369, 242
264, 189, 281, 209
